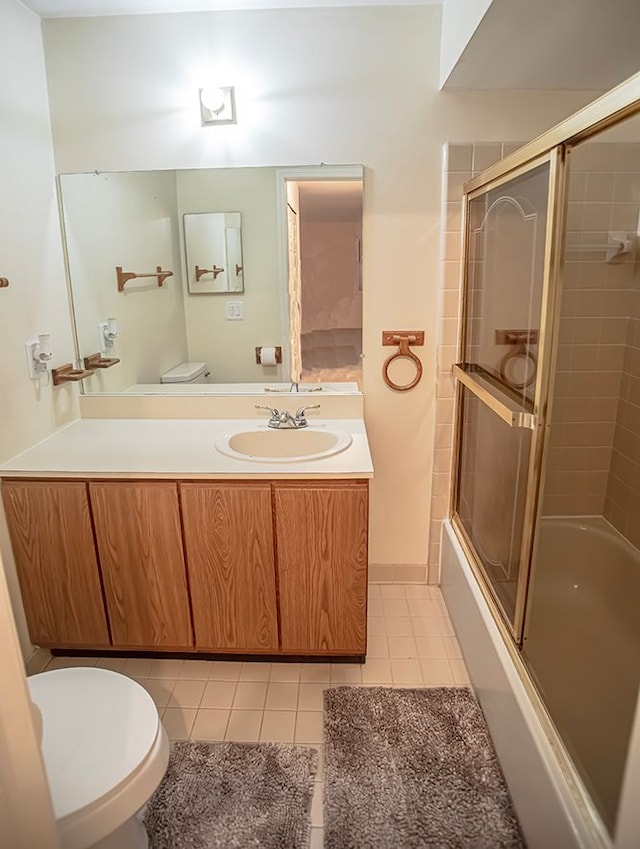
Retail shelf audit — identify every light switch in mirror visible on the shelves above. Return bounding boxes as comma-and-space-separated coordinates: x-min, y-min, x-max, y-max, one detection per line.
184, 212, 244, 294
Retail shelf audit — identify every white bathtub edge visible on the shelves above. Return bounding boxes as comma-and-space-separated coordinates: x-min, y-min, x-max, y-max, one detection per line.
440, 519, 611, 849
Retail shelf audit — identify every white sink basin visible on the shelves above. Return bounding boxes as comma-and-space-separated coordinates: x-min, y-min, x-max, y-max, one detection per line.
214, 426, 353, 463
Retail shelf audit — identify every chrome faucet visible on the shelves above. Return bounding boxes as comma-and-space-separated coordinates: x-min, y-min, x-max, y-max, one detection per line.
293, 404, 320, 427
255, 404, 320, 429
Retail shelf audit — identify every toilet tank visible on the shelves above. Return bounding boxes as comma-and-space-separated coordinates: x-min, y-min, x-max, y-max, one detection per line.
160, 362, 209, 384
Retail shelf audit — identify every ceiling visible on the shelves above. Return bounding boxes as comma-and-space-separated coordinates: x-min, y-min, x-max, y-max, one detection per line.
443, 0, 640, 91
19, 0, 640, 92
21, 0, 437, 17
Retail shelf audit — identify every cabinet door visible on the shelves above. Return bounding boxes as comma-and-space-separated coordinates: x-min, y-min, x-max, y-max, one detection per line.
275, 481, 368, 654
1, 480, 110, 647
89, 481, 193, 649
180, 483, 278, 651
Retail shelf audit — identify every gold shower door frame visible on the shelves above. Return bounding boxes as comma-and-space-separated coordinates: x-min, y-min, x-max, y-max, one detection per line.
450, 70, 640, 645
451, 149, 565, 643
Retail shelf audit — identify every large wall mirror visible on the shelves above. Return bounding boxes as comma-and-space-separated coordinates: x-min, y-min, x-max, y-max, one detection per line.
58, 164, 363, 395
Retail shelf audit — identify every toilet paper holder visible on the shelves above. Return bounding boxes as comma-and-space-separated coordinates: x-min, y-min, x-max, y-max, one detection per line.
255, 346, 282, 365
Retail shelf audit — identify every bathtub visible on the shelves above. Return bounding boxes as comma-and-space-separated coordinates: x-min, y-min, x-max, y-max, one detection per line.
440, 518, 614, 849
523, 518, 640, 835
526, 517, 640, 667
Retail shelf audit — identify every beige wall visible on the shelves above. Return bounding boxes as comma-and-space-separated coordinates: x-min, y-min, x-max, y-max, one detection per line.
39, 7, 599, 571
0, 0, 80, 657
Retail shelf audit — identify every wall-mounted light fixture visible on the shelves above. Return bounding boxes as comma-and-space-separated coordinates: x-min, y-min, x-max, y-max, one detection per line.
199, 86, 236, 126
26, 333, 53, 379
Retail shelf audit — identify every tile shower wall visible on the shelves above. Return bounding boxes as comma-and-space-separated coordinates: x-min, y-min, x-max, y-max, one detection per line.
605, 252, 640, 545
544, 143, 639, 520
429, 142, 521, 583
604, 190, 640, 546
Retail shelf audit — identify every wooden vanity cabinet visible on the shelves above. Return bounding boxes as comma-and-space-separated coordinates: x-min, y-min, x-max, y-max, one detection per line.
274, 481, 368, 654
1, 480, 110, 648
89, 481, 193, 649
180, 482, 279, 652
2, 476, 368, 657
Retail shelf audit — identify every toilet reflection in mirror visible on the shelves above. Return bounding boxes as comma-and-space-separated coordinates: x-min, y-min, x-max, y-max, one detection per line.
57, 165, 363, 395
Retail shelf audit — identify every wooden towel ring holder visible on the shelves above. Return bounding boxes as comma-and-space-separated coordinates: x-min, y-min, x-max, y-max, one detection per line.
382, 331, 424, 392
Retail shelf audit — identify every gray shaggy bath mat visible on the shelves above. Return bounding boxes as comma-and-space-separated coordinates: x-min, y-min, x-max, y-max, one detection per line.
324, 686, 526, 849
144, 741, 317, 849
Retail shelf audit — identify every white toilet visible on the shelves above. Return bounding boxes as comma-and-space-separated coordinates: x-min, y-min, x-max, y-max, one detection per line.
160, 361, 209, 384
28, 667, 170, 849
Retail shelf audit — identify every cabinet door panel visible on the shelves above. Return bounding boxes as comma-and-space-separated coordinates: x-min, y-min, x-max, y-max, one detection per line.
181, 483, 278, 651
275, 482, 368, 653
90, 482, 193, 648
1, 480, 110, 647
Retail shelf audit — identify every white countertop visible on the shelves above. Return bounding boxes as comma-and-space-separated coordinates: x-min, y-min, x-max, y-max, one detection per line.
0, 418, 374, 480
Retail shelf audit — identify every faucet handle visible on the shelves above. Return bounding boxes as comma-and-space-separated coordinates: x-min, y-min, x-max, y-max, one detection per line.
255, 404, 280, 418
295, 404, 320, 418
294, 404, 320, 426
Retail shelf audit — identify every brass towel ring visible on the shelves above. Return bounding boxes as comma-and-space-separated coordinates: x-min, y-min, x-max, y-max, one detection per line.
383, 334, 423, 392
498, 346, 537, 390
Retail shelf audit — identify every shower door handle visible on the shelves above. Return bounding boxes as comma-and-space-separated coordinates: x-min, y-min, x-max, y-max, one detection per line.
452, 364, 537, 430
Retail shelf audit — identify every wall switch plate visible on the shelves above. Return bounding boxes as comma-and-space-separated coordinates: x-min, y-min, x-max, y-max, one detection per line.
225, 301, 244, 320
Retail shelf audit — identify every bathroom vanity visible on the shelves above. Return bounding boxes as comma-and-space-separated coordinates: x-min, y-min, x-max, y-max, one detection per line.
1, 417, 372, 660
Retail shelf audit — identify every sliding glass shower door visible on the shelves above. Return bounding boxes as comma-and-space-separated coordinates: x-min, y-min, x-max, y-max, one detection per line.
452, 156, 560, 640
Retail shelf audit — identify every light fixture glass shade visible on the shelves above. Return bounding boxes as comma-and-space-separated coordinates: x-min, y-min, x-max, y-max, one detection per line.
200, 87, 226, 113
199, 86, 236, 126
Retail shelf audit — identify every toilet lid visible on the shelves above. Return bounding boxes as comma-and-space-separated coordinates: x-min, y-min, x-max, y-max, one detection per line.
28, 667, 160, 821
161, 361, 207, 382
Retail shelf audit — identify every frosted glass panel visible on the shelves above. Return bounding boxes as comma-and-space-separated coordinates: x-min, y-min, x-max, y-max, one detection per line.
465, 163, 550, 406
456, 387, 532, 626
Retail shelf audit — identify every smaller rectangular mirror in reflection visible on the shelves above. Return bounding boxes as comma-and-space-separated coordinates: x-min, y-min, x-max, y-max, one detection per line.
184, 211, 244, 293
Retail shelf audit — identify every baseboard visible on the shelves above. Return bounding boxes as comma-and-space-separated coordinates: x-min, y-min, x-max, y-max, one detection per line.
368, 564, 428, 583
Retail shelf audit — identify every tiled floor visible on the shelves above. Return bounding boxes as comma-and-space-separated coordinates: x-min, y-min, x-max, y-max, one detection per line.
31, 583, 470, 848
